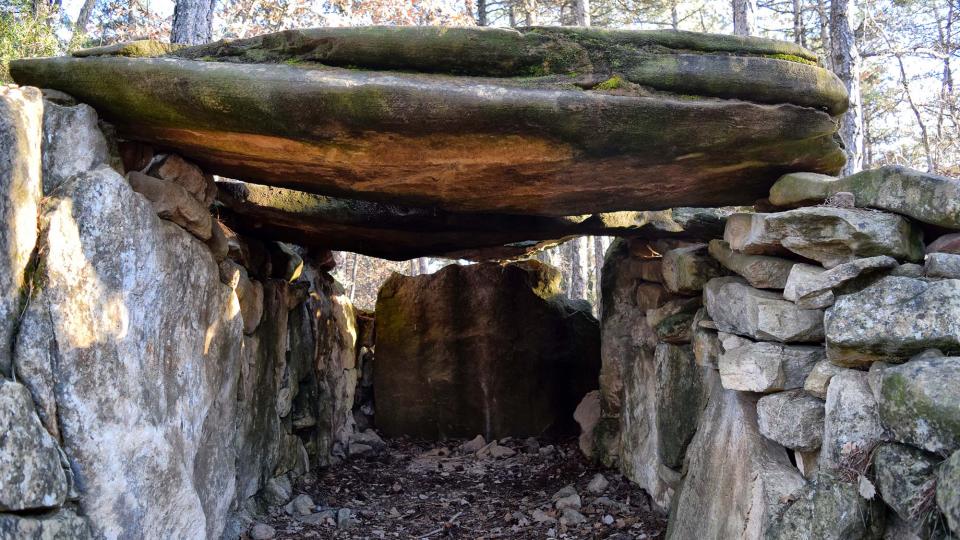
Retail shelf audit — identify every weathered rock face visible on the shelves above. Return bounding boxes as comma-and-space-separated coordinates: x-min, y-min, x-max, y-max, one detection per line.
784, 255, 897, 309
825, 276, 960, 366
718, 339, 823, 393
756, 390, 824, 452
217, 181, 734, 260
11, 27, 847, 217
766, 474, 886, 539
819, 370, 887, 471
0, 86, 42, 377
40, 99, 110, 193
374, 261, 600, 439
666, 369, 806, 540
770, 166, 960, 229
724, 207, 924, 268
877, 356, 960, 455
938, 450, 960, 534
873, 443, 939, 526
707, 239, 795, 289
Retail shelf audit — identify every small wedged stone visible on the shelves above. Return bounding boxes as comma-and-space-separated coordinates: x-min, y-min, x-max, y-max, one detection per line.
925, 252, 960, 279
784, 256, 898, 309
819, 370, 887, 471
756, 390, 824, 452
0, 380, 68, 511
647, 297, 700, 344
574, 390, 600, 460
126, 170, 212, 240
147, 153, 217, 207
770, 166, 960, 229
782, 263, 831, 306
724, 207, 924, 268
707, 239, 795, 289
660, 244, 726, 294
719, 340, 823, 393
704, 277, 824, 343
691, 309, 720, 368
873, 443, 938, 525
765, 473, 886, 539
205, 217, 229, 262
40, 99, 110, 193
803, 359, 845, 399
878, 356, 960, 455
825, 276, 960, 366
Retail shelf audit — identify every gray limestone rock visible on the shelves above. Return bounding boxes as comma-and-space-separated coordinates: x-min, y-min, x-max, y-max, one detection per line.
925, 252, 960, 279
765, 473, 886, 539
819, 370, 887, 471
873, 443, 938, 525
784, 256, 898, 309
661, 244, 727, 294
40, 99, 110, 193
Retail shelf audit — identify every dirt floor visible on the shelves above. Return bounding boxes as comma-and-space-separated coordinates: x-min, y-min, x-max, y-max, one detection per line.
256, 436, 667, 539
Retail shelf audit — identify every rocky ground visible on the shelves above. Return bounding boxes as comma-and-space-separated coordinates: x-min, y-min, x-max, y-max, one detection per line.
249, 436, 666, 539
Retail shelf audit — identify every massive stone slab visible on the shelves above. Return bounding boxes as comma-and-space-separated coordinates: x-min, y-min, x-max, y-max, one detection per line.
825, 276, 960, 366
12, 27, 847, 216
373, 261, 600, 439
217, 181, 734, 260
770, 166, 960, 229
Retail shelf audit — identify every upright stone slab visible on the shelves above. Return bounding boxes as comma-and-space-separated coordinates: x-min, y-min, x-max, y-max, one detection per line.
0, 86, 42, 376
374, 261, 600, 439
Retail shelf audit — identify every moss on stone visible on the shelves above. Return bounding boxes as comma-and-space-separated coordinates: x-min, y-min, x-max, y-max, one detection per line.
593, 75, 624, 91
766, 53, 819, 66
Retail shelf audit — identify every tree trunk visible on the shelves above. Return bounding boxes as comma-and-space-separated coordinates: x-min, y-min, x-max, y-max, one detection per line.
830, 0, 864, 175
171, 0, 216, 45
816, 0, 830, 69
349, 252, 359, 301
477, 0, 488, 25
731, 0, 755, 36
73, 0, 97, 36
792, 0, 804, 46
574, 0, 590, 26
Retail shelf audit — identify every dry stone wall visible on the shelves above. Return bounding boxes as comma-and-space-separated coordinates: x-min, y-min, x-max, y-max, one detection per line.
596, 166, 960, 539
0, 86, 362, 540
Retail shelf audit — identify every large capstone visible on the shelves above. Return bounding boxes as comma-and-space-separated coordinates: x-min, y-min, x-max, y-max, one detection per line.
11, 27, 847, 217
373, 261, 600, 439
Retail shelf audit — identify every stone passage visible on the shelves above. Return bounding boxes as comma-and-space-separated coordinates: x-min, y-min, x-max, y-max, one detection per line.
374, 261, 600, 440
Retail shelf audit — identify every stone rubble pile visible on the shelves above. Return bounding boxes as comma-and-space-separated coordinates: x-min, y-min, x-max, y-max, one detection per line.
593, 165, 960, 539
0, 86, 365, 539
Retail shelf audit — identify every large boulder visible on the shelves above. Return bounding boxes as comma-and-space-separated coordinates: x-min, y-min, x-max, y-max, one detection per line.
0, 86, 42, 377
877, 356, 960, 455
724, 207, 924, 268
825, 276, 960, 366
666, 368, 806, 540
12, 27, 847, 217
373, 261, 600, 439
39, 98, 110, 193
770, 166, 960, 229
704, 277, 824, 343
13, 166, 244, 539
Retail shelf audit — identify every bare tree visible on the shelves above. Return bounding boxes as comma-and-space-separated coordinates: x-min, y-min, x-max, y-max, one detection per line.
171, 0, 217, 44
74, 0, 97, 35
574, 0, 590, 26
732, 0, 755, 35
477, 0, 488, 25
830, 0, 864, 174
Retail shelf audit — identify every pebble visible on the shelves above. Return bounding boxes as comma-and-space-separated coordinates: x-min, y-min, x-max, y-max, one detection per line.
460, 435, 486, 453
249, 523, 275, 540
336, 507, 354, 528
531, 509, 557, 524
560, 508, 587, 526
603, 514, 615, 525
284, 494, 315, 516
587, 473, 610, 494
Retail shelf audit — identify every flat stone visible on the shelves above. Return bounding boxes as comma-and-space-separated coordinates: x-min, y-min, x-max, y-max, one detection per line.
0, 508, 92, 539
0, 86, 42, 377
873, 443, 938, 525
0, 380, 69, 511
782, 263, 834, 308
704, 277, 824, 343
878, 356, 960, 455
938, 450, 960, 534
666, 369, 805, 540
374, 261, 599, 439
660, 244, 726, 294
819, 370, 887, 471
724, 207, 924, 268
803, 359, 846, 399
770, 166, 960, 229
216, 181, 733, 260
766, 473, 886, 539
707, 239, 795, 289
825, 276, 960, 366
11, 27, 847, 216
925, 252, 960, 278
756, 390, 824, 452
785, 255, 898, 309
719, 340, 823, 393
